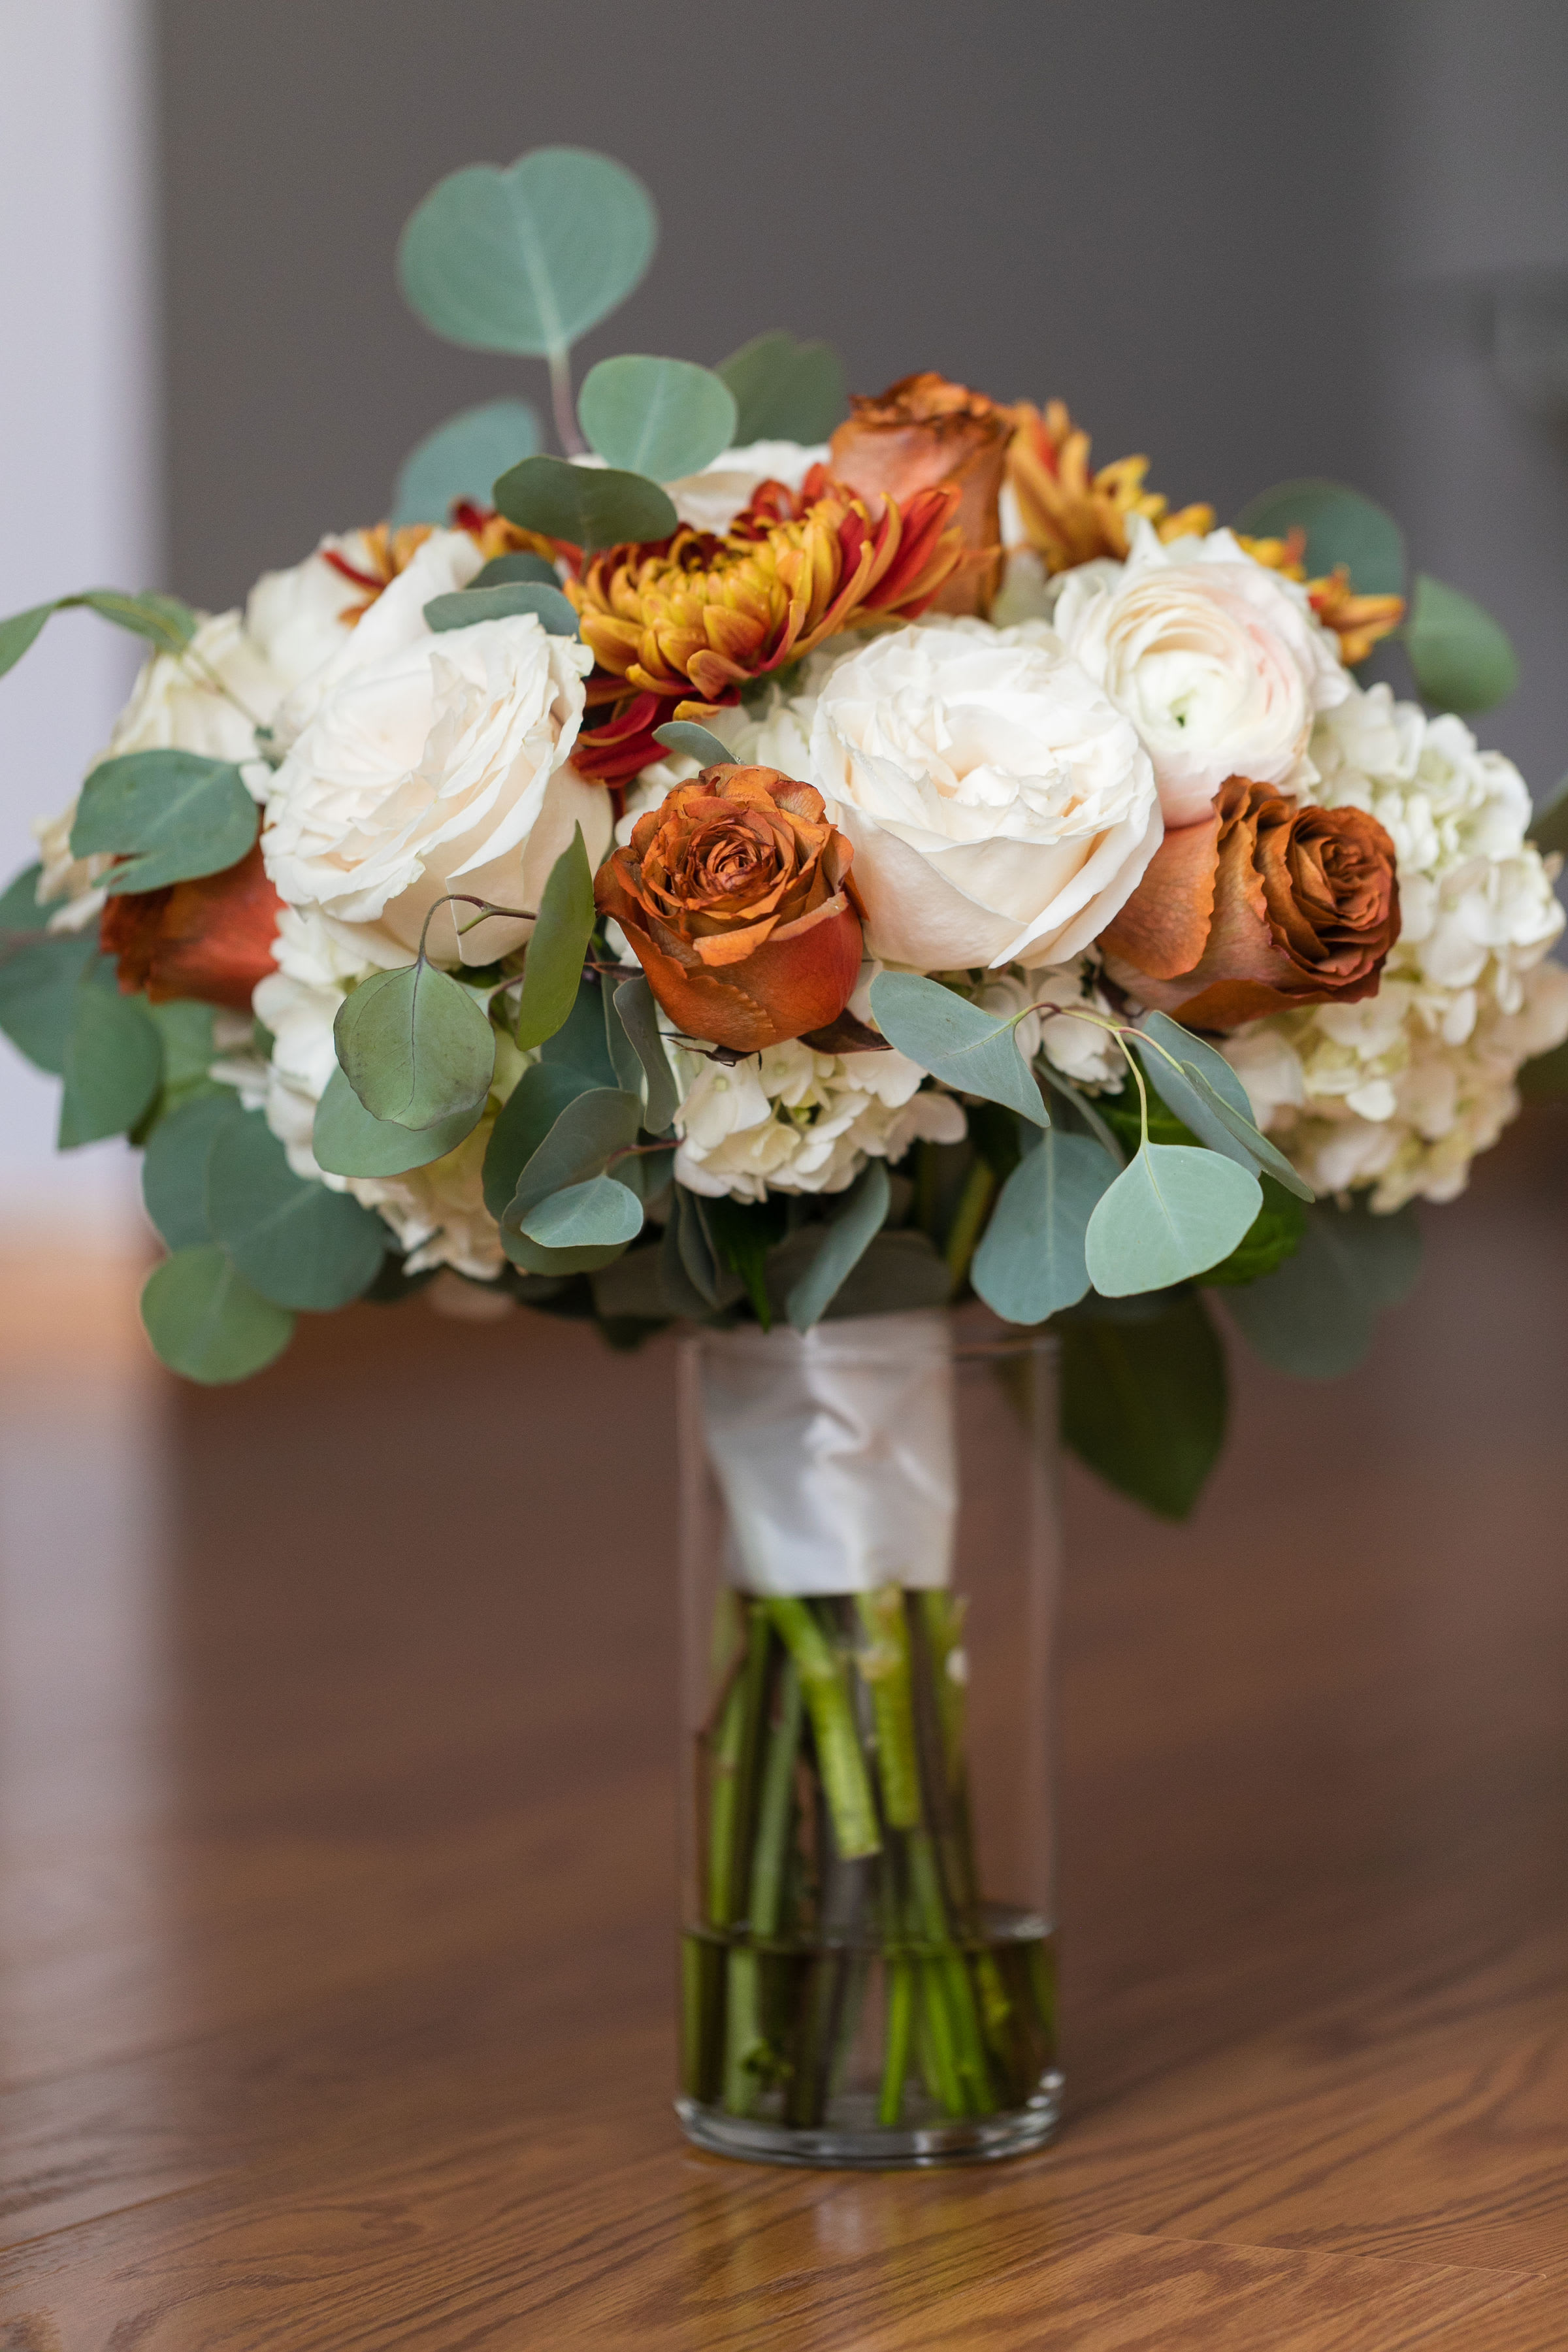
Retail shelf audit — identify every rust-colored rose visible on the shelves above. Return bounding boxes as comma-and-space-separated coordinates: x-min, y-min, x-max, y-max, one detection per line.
594, 766, 863, 1053
830, 371, 1015, 619
1100, 776, 1400, 1032
99, 840, 282, 1013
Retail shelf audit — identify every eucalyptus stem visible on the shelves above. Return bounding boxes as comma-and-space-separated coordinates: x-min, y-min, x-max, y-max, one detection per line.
944, 1159, 997, 1295
763, 1597, 881, 1861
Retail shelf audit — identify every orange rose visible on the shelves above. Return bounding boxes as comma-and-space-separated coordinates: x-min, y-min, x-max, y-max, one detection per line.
829, 372, 1015, 618
99, 840, 282, 1013
594, 766, 862, 1053
1100, 777, 1400, 1033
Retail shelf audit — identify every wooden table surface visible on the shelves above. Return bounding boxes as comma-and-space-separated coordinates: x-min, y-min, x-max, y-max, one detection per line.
1, 1116, 1565, 2350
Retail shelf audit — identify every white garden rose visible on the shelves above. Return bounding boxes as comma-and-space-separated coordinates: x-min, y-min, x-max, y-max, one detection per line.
244, 527, 421, 700
806, 618, 1160, 972
263, 534, 606, 968
1053, 521, 1348, 828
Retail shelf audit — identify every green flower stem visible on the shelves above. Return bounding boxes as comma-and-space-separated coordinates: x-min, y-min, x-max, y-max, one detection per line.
878, 1957, 915, 2126
748, 1657, 803, 1936
722, 1950, 764, 2115
854, 1586, 922, 1830
943, 1158, 997, 1294
706, 1607, 771, 1928
763, 1597, 881, 1861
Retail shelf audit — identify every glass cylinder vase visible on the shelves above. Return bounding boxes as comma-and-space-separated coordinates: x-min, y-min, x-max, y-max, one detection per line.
676, 1308, 1062, 2168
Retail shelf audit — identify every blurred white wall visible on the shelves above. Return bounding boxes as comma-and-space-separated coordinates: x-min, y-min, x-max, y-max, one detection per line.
0, 0, 157, 1239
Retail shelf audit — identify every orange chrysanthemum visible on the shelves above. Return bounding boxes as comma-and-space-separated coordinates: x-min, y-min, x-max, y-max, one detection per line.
1239, 528, 1405, 667
1007, 399, 1215, 574
321, 514, 565, 629
566, 466, 964, 781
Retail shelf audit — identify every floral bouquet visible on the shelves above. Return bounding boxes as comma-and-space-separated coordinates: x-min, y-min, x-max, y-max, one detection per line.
3, 148, 1564, 2162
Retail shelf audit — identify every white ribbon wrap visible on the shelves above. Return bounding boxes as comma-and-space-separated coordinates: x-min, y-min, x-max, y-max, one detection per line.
699, 1311, 958, 1597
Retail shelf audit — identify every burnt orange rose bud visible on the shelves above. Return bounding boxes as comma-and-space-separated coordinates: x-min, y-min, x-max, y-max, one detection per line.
830, 372, 1015, 619
99, 840, 282, 1014
594, 766, 863, 1054
1100, 776, 1400, 1034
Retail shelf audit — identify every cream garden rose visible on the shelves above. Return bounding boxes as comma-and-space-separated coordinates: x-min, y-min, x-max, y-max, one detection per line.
804, 617, 1160, 971
1053, 521, 1348, 827
263, 533, 608, 967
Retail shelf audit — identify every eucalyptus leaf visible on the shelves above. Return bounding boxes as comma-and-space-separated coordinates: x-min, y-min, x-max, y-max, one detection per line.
1233, 478, 1405, 596
519, 1173, 644, 1249
0, 861, 46, 938
493, 453, 676, 552
590, 1243, 672, 1325
1061, 1294, 1227, 1520
1085, 1144, 1261, 1296
1135, 1019, 1314, 1202
786, 1162, 891, 1332
1036, 1063, 1126, 1165
972, 1128, 1117, 1324
58, 967, 163, 1147
502, 1086, 642, 1228
651, 720, 733, 768
612, 973, 679, 1132
768, 1228, 951, 1323
1407, 574, 1518, 713
578, 354, 737, 482
397, 149, 657, 357
140, 1245, 295, 1384
71, 751, 259, 893
0, 602, 55, 680
334, 963, 495, 1130
514, 826, 595, 1049
719, 331, 847, 444
472, 551, 561, 591
602, 975, 645, 1097
868, 972, 1047, 1126
391, 398, 541, 526
540, 972, 621, 1089
206, 1109, 387, 1310
145, 999, 218, 1106
482, 1059, 591, 1220
141, 1092, 244, 1249
423, 581, 580, 638
1529, 775, 1568, 859
1222, 1194, 1420, 1377
1, 589, 197, 683
312, 1064, 483, 1178
0, 930, 96, 1071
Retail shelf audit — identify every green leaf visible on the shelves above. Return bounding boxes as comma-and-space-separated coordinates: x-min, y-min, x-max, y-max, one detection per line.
58, 964, 163, 1147
423, 581, 580, 638
701, 1192, 786, 1327
502, 1085, 641, 1228
1061, 1295, 1228, 1520
146, 999, 218, 1102
141, 1245, 295, 1383
493, 453, 676, 553
514, 826, 596, 1049
1197, 1175, 1307, 1287
519, 1173, 644, 1249
1085, 1144, 1261, 1296
0, 863, 46, 937
334, 963, 495, 1130
612, 973, 679, 1131
141, 1091, 243, 1248
206, 1109, 387, 1309
768, 1228, 952, 1323
1222, 1195, 1420, 1377
312, 1063, 483, 1178
868, 972, 1047, 1126
1136, 1017, 1313, 1201
718, 331, 847, 444
72, 589, 198, 654
1529, 776, 1568, 859
1406, 574, 1518, 713
0, 930, 95, 1071
541, 971, 620, 1088
1233, 478, 1405, 596
472, 551, 561, 591
602, 973, 645, 1096
971, 1128, 1117, 1324
71, 750, 259, 893
785, 1162, 892, 1331
578, 354, 737, 480
397, 148, 657, 358
0, 602, 56, 680
482, 1059, 591, 1220
651, 719, 732, 767
391, 399, 541, 526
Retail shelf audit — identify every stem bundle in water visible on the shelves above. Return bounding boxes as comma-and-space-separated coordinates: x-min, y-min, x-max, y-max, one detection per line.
683, 1584, 1057, 2140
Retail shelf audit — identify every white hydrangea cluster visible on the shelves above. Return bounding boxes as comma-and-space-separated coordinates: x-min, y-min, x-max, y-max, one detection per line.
1224, 679, 1568, 1205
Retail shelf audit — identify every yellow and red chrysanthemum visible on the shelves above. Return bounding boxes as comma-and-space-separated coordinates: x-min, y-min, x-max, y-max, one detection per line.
1007, 399, 1216, 574
1239, 527, 1405, 667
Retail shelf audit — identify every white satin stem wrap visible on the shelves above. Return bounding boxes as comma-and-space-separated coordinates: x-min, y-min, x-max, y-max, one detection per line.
699, 1311, 958, 1597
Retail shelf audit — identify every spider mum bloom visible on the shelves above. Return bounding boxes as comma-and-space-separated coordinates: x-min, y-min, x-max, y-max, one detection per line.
1007, 400, 1215, 574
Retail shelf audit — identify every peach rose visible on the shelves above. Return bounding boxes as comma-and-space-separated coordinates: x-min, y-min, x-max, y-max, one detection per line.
830, 372, 1015, 618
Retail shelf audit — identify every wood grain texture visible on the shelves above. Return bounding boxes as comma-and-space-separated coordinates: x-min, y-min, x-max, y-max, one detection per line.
0, 1109, 1565, 2347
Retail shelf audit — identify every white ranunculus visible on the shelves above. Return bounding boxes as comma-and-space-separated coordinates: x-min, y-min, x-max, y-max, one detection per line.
806, 618, 1160, 972
1053, 521, 1348, 828
263, 547, 605, 966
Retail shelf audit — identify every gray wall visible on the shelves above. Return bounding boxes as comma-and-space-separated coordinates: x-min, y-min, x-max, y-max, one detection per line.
155, 0, 1568, 793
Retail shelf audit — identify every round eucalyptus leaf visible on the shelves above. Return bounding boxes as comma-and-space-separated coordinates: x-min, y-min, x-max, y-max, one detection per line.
423, 581, 580, 638
397, 149, 657, 357
140, 1245, 295, 1384
493, 453, 676, 551
652, 720, 733, 768
1407, 573, 1519, 713
312, 1064, 483, 1179
868, 972, 1048, 1127
578, 355, 738, 482
57, 970, 163, 1148
391, 399, 540, 526
142, 1091, 244, 1249
472, 552, 561, 591
519, 1173, 644, 1249
71, 751, 259, 894
718, 331, 847, 444
972, 1129, 1117, 1324
1233, 478, 1405, 597
206, 1111, 388, 1311
1085, 1143, 1261, 1297
334, 964, 496, 1130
